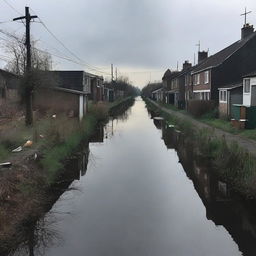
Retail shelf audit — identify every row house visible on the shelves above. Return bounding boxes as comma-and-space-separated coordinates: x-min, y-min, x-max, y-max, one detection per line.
163, 61, 192, 109
192, 23, 256, 102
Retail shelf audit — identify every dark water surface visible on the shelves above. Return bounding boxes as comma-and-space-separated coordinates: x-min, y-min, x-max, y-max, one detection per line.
17, 98, 256, 255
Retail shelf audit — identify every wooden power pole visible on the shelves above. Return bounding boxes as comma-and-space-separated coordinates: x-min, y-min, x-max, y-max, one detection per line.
111, 64, 114, 82
13, 7, 38, 126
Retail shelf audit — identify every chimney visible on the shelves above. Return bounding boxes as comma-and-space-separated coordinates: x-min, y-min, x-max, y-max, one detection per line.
241, 23, 254, 39
183, 61, 192, 71
198, 51, 208, 64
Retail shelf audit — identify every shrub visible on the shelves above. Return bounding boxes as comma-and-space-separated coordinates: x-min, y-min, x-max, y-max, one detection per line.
187, 100, 217, 118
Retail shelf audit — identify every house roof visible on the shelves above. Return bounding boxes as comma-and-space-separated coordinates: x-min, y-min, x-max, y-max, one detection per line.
243, 71, 256, 78
192, 31, 256, 74
162, 70, 181, 81
218, 82, 243, 90
162, 69, 172, 79
152, 87, 163, 94
53, 87, 88, 95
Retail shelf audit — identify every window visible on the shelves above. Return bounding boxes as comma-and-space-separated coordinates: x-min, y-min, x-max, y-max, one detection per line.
220, 90, 227, 102
194, 74, 200, 85
204, 71, 209, 84
244, 79, 250, 93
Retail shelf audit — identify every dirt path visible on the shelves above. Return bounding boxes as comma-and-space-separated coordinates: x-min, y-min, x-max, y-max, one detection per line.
149, 99, 256, 157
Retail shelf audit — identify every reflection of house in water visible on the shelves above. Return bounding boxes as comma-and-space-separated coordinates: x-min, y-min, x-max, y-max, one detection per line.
90, 125, 104, 143
160, 122, 256, 256
161, 124, 178, 149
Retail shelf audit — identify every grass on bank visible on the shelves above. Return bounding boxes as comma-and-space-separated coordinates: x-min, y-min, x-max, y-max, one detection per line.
151, 98, 256, 141
41, 97, 132, 184
41, 114, 98, 184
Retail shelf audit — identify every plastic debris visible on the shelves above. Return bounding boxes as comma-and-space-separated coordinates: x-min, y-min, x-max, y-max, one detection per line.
154, 117, 164, 120
0, 162, 12, 168
52, 114, 57, 118
34, 153, 38, 160
12, 146, 23, 153
24, 140, 33, 147
39, 134, 44, 138
168, 124, 175, 128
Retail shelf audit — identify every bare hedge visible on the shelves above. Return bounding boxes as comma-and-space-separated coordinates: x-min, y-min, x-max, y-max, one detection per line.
187, 100, 217, 118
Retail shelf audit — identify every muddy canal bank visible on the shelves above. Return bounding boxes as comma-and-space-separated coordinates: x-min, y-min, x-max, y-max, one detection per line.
0, 98, 135, 256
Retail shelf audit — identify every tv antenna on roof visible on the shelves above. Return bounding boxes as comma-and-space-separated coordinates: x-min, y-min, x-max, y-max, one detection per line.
196, 41, 201, 52
241, 7, 252, 25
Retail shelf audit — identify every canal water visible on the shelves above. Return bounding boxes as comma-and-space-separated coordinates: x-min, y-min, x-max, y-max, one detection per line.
14, 97, 256, 255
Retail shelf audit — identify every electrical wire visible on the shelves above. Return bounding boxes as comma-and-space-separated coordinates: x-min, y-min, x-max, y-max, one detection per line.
29, 7, 111, 75
2, 0, 23, 15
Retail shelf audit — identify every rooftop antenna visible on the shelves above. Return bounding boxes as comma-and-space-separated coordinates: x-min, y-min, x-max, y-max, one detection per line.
241, 7, 252, 25
177, 61, 179, 71
196, 41, 201, 52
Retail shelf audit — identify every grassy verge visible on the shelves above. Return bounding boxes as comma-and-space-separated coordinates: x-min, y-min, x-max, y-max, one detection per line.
41, 97, 134, 184
144, 98, 256, 197
151, 98, 256, 141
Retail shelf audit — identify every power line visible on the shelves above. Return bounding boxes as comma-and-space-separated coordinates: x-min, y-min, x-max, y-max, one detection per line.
2, 0, 23, 15
29, 7, 111, 75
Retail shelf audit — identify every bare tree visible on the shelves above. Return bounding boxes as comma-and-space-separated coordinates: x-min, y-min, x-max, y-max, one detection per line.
2, 34, 52, 76
1, 32, 53, 125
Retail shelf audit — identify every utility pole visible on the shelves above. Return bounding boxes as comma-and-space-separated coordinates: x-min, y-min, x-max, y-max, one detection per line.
13, 7, 38, 126
196, 40, 201, 52
115, 67, 118, 81
111, 64, 114, 82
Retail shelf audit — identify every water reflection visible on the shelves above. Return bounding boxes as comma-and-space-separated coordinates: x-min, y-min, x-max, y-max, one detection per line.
8, 100, 135, 256
10, 145, 90, 256
8, 98, 255, 256
157, 118, 256, 256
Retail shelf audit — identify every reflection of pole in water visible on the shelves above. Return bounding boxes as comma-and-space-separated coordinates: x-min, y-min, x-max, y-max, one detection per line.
112, 118, 114, 136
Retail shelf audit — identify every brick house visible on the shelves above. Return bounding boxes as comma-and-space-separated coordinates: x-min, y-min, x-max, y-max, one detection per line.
162, 69, 179, 104
191, 24, 256, 102
34, 87, 88, 121
163, 61, 192, 109
51, 70, 104, 102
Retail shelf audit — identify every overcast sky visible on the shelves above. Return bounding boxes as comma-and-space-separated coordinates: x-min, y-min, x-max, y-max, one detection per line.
0, 0, 256, 87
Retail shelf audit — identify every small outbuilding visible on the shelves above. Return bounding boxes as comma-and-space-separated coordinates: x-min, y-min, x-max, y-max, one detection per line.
34, 87, 88, 121
218, 82, 243, 119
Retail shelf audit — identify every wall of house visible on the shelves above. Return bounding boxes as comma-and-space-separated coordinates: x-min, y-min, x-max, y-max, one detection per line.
54, 71, 83, 91
230, 87, 243, 106
243, 77, 256, 106
33, 88, 80, 117
192, 70, 211, 91
251, 85, 256, 106
219, 102, 228, 118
